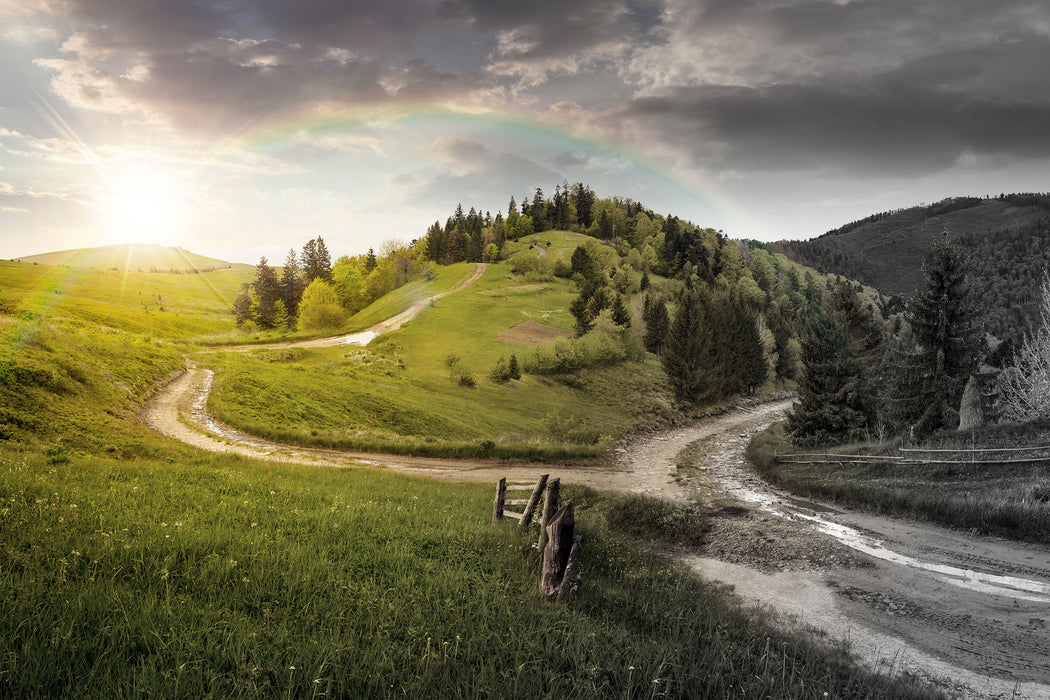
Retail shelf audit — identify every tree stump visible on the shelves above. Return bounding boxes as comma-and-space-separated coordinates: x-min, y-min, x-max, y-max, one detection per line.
540, 502, 577, 600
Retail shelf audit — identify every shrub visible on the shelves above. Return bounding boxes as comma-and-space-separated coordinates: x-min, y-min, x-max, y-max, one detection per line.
298, 279, 345, 331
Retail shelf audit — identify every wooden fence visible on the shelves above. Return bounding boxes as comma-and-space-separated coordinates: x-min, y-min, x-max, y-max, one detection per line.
777, 445, 1050, 467
493, 474, 581, 602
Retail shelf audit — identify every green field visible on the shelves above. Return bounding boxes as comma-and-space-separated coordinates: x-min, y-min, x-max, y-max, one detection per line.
0, 252, 940, 697
202, 238, 678, 459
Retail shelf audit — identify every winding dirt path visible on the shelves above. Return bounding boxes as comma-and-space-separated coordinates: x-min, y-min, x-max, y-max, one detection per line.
219, 263, 487, 351
141, 258, 1050, 698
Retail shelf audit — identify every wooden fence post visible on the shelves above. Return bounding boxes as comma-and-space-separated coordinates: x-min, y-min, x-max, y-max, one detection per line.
537, 478, 560, 553
540, 501, 575, 600
556, 535, 583, 603
517, 474, 549, 532
493, 477, 507, 522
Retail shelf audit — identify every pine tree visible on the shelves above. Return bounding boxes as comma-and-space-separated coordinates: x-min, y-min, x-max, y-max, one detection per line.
302, 236, 333, 282
895, 233, 985, 435
642, 294, 669, 353
611, 293, 631, 328
508, 353, 521, 380
662, 288, 710, 403
280, 248, 304, 320
251, 256, 280, 328
786, 313, 876, 446
569, 294, 594, 336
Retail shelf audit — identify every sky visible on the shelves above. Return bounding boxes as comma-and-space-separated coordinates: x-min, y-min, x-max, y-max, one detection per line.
1, 0, 1049, 264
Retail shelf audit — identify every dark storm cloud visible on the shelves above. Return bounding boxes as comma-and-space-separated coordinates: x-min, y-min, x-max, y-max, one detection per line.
619, 78, 1050, 174
23, 0, 1050, 178
616, 0, 1050, 175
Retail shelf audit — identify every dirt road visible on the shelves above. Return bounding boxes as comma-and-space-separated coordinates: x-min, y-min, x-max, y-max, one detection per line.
218, 262, 486, 351
141, 258, 1050, 698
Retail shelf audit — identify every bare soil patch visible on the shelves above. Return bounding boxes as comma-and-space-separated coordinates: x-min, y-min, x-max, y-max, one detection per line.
496, 320, 572, 346
478, 284, 549, 296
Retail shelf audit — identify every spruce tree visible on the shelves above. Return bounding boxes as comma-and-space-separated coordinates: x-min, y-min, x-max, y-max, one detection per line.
786, 313, 875, 446
643, 294, 669, 353
280, 247, 304, 320
251, 256, 280, 328
894, 233, 985, 435
611, 293, 631, 328
662, 288, 709, 403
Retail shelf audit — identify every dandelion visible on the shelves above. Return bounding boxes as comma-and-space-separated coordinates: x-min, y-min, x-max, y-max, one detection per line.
71, 549, 80, 556
242, 577, 250, 583
251, 522, 257, 528
269, 490, 275, 495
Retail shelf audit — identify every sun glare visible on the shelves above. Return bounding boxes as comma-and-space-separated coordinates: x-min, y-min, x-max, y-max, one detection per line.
99, 164, 188, 246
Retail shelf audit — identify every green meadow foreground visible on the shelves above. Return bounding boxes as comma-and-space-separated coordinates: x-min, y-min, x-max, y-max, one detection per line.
0, 251, 939, 697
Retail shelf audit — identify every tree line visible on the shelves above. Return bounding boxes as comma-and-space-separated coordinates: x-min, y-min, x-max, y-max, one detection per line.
422, 182, 811, 407
233, 237, 433, 332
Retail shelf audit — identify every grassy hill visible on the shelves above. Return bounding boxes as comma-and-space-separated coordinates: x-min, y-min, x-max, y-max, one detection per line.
16, 242, 248, 273
203, 233, 677, 460
0, 236, 938, 698
776, 193, 1050, 344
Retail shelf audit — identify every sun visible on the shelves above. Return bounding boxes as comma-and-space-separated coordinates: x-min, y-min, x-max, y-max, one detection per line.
99, 163, 188, 246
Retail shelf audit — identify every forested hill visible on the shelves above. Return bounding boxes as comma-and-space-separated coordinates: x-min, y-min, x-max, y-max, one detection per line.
775, 193, 1050, 345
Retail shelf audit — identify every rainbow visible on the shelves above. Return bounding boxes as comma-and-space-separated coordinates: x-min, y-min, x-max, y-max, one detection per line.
225, 102, 758, 232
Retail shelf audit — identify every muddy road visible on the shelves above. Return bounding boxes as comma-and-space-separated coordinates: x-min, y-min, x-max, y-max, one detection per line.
143, 376, 1050, 698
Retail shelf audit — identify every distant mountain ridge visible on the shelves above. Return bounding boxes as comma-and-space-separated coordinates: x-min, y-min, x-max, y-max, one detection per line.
16, 242, 244, 273
775, 193, 1050, 346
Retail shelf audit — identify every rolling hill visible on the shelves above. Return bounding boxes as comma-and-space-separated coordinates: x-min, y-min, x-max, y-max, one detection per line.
16, 242, 248, 273
776, 193, 1050, 345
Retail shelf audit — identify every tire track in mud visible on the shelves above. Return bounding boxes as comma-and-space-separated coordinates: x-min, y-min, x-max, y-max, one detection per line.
674, 416, 1050, 699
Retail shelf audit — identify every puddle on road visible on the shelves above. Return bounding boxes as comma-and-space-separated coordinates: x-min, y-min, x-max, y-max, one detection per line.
728, 477, 1050, 603
339, 331, 376, 346
191, 370, 278, 452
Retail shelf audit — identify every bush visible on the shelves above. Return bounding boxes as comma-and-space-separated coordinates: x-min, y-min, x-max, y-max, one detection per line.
298, 279, 345, 331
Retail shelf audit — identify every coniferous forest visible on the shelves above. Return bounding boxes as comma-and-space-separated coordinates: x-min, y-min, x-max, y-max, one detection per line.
421, 184, 1050, 449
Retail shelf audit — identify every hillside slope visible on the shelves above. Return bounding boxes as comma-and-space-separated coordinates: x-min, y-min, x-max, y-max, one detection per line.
17, 242, 245, 273
777, 194, 1050, 344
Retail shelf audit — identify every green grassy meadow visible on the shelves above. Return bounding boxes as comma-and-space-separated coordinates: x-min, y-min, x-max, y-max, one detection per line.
0, 450, 939, 698
203, 238, 679, 459
0, 253, 942, 697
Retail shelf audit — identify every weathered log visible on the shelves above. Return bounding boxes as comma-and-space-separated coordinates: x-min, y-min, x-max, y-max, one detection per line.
492, 477, 506, 522
556, 535, 583, 603
517, 474, 549, 532
540, 501, 575, 599
537, 478, 561, 553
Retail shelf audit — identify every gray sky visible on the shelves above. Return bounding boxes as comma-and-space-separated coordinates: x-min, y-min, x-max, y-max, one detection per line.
2, 0, 1048, 263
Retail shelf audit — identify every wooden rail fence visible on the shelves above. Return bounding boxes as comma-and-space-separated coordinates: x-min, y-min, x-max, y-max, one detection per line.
493, 475, 581, 602
777, 446, 1050, 467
